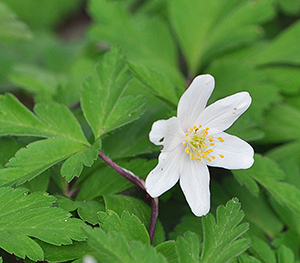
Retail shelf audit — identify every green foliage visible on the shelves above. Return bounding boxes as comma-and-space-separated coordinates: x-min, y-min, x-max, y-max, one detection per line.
81, 48, 146, 139
200, 198, 250, 263
83, 226, 167, 263
0, 2, 32, 42
1, 0, 300, 262
0, 187, 85, 261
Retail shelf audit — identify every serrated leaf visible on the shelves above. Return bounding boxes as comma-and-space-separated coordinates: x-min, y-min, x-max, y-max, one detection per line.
81, 48, 146, 139
233, 155, 300, 216
224, 178, 283, 239
0, 94, 89, 144
200, 198, 250, 263
98, 210, 150, 244
0, 137, 86, 186
175, 232, 200, 263
129, 62, 179, 106
0, 187, 85, 261
56, 195, 105, 225
83, 226, 167, 263
169, 0, 274, 72
103, 195, 165, 246
61, 139, 101, 182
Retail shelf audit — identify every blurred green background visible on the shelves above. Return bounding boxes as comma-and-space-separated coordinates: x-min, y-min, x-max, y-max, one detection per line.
1, 0, 300, 262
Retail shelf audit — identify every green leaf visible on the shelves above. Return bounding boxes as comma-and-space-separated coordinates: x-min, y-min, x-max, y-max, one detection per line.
88, 0, 180, 82
237, 254, 262, 263
61, 138, 101, 182
257, 20, 300, 65
277, 0, 300, 15
261, 67, 300, 94
129, 62, 179, 106
277, 245, 295, 263
9, 64, 63, 103
76, 159, 156, 201
250, 237, 276, 263
37, 240, 94, 263
0, 94, 89, 144
56, 195, 105, 225
0, 2, 32, 42
0, 137, 86, 186
261, 104, 300, 143
169, 215, 202, 240
200, 198, 250, 263
81, 48, 146, 139
223, 178, 283, 239
233, 155, 300, 216
0, 187, 85, 261
155, 241, 179, 263
175, 232, 200, 263
0, 137, 24, 167
83, 226, 167, 263
272, 230, 300, 259
169, 0, 274, 72
103, 195, 165, 246
98, 210, 150, 244
207, 56, 281, 136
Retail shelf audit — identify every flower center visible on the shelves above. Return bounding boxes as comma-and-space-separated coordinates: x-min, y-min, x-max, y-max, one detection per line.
182, 125, 224, 161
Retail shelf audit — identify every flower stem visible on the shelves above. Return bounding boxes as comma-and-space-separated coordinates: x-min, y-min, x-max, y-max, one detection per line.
98, 150, 158, 244
98, 150, 145, 190
149, 197, 159, 244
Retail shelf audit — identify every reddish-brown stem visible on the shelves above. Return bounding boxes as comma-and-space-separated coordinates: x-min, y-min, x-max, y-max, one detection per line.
98, 150, 158, 244
149, 197, 159, 244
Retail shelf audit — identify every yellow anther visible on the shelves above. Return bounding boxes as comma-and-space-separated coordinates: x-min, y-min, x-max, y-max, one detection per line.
210, 143, 215, 146
185, 138, 188, 142
188, 128, 193, 133
190, 155, 194, 160
220, 154, 224, 158
183, 142, 186, 146
218, 137, 224, 142
209, 138, 213, 142
185, 133, 189, 137
207, 158, 212, 162
211, 156, 216, 159
206, 127, 209, 130
185, 147, 190, 154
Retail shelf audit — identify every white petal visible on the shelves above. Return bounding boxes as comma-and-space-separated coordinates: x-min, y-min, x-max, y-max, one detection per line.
208, 132, 254, 169
196, 92, 252, 133
177, 74, 215, 131
149, 117, 184, 152
179, 161, 210, 216
145, 145, 186, 198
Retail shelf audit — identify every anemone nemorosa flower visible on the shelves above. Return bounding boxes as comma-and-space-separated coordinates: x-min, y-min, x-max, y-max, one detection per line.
145, 74, 254, 216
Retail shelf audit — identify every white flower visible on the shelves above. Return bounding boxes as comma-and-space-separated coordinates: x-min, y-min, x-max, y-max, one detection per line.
145, 74, 254, 216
